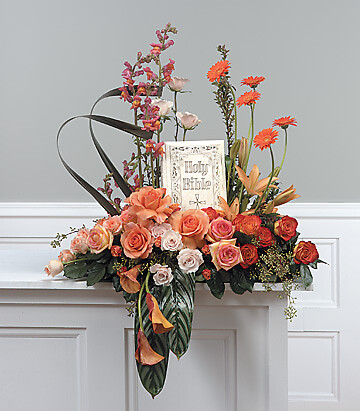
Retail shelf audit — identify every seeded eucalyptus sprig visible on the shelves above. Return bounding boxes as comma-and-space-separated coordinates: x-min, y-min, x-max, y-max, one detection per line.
50, 226, 85, 248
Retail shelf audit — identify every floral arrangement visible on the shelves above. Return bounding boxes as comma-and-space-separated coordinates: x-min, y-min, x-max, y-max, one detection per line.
46, 23, 325, 398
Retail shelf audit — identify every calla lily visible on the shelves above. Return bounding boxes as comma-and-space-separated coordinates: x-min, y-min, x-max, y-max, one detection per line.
264, 185, 300, 214
146, 293, 174, 334
135, 329, 164, 365
219, 197, 239, 222
235, 164, 278, 197
117, 265, 141, 294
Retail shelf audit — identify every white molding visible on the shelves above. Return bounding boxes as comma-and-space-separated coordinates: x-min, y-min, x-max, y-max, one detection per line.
1, 202, 360, 219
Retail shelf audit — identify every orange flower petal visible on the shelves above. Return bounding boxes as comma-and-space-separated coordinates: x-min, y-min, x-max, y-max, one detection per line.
118, 265, 141, 294
135, 330, 164, 365
146, 294, 174, 334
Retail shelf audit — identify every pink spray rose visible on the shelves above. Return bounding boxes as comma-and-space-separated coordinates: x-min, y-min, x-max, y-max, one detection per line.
58, 249, 76, 263
102, 215, 123, 235
70, 228, 90, 254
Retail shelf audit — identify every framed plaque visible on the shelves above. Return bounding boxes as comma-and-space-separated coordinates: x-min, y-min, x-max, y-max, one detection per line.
161, 140, 227, 210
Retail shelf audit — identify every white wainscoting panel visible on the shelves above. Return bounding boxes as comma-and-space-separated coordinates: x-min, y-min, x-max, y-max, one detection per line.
0, 202, 359, 411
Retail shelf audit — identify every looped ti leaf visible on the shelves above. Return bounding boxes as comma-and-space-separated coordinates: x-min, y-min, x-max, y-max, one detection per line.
56, 88, 155, 215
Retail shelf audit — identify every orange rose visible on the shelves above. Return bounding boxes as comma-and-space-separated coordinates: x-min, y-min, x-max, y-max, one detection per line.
121, 222, 153, 259
293, 241, 319, 264
240, 244, 259, 268
274, 216, 298, 241
125, 186, 173, 224
169, 209, 209, 249
239, 215, 262, 236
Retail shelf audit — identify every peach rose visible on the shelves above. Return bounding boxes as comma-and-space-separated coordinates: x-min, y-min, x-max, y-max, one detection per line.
44, 260, 63, 277
70, 228, 89, 254
209, 239, 243, 271
102, 215, 122, 235
87, 225, 113, 254
169, 209, 209, 249
120, 207, 137, 224
58, 249, 76, 263
120, 222, 153, 259
126, 186, 173, 225
206, 217, 234, 243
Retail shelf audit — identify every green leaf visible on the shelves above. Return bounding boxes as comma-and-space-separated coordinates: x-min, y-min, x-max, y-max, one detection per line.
123, 291, 138, 303
206, 269, 225, 299
135, 292, 169, 398
86, 263, 106, 286
309, 261, 317, 269
161, 267, 196, 359
112, 275, 122, 292
300, 264, 313, 288
107, 257, 118, 275
63, 261, 88, 279
229, 266, 254, 294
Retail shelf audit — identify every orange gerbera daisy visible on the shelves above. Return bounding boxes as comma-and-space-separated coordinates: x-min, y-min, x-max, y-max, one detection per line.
272, 116, 297, 129
207, 60, 231, 82
241, 76, 265, 88
236, 91, 261, 107
253, 128, 278, 150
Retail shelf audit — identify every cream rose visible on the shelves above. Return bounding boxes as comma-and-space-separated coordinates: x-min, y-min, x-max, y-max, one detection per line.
44, 260, 63, 277
176, 112, 201, 130
150, 98, 173, 116
150, 264, 173, 286
151, 223, 172, 238
168, 76, 189, 91
161, 229, 183, 251
177, 248, 204, 274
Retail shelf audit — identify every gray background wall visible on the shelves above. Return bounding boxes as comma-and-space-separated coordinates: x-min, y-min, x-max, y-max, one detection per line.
1, 0, 358, 203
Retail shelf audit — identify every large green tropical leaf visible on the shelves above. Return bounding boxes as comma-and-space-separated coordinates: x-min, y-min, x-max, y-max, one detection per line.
160, 267, 196, 359
135, 291, 169, 398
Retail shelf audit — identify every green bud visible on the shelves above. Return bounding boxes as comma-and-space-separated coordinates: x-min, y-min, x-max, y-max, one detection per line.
230, 139, 241, 160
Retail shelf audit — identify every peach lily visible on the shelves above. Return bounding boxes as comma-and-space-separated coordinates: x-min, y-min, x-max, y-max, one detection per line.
219, 196, 239, 222
235, 164, 278, 197
135, 329, 164, 365
117, 265, 141, 294
264, 185, 300, 214
146, 293, 174, 334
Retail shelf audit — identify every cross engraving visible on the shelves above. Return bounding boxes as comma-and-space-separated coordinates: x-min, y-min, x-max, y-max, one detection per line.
189, 194, 206, 209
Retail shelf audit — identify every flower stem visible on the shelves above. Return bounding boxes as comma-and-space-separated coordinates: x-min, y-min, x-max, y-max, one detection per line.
277, 128, 288, 176
138, 281, 146, 332
229, 85, 238, 142
243, 104, 255, 173
254, 146, 275, 213
134, 110, 143, 188
183, 128, 187, 141
174, 91, 179, 141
